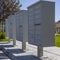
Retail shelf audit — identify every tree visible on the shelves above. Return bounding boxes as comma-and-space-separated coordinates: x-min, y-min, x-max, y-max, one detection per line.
0, 0, 21, 32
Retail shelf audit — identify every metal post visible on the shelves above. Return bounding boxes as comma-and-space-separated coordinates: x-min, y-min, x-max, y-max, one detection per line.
37, 46, 43, 57
13, 39, 16, 46
13, 15, 16, 46
22, 41, 26, 51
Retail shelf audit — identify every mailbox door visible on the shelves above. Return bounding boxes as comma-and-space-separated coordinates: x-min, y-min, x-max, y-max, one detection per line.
34, 24, 42, 45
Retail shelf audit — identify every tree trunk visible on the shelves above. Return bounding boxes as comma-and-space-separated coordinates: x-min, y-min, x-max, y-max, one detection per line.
2, 20, 5, 32
2, 21, 3, 32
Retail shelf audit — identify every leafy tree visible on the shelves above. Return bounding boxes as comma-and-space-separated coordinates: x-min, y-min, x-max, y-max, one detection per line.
0, 0, 21, 32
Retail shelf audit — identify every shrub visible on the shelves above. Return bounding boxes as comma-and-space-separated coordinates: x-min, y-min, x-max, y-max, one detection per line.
55, 35, 60, 47
0, 32, 6, 39
55, 42, 60, 47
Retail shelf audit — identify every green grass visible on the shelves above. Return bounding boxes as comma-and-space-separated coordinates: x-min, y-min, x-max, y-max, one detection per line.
0, 38, 9, 42
55, 34, 60, 47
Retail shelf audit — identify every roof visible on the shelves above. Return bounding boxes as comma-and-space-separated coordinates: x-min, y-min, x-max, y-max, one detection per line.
56, 20, 60, 24
28, 1, 55, 8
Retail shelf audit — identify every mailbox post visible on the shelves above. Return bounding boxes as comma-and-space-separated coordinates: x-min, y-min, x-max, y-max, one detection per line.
13, 15, 16, 46
28, 0, 55, 57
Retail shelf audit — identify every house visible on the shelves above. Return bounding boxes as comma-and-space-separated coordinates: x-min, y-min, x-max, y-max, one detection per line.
56, 20, 60, 34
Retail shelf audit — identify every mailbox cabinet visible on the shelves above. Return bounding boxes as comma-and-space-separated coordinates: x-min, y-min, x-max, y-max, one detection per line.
28, 1, 55, 46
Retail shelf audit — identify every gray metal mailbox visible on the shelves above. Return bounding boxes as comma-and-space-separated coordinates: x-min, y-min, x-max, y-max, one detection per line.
28, 1, 55, 47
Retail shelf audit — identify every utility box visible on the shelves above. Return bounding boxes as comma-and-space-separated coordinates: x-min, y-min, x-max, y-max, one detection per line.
5, 15, 14, 39
15, 12, 23, 41
16, 10, 28, 42
28, 1, 55, 47
6, 10, 28, 43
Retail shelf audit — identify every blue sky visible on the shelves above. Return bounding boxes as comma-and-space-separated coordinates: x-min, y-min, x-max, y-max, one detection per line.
20, 0, 60, 22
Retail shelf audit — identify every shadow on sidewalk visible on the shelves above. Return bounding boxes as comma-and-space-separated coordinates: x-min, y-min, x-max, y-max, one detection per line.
0, 50, 10, 59
7, 49, 25, 54
15, 55, 40, 60
0, 45, 13, 47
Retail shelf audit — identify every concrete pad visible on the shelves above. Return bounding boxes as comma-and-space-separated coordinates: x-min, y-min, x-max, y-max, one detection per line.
1, 41, 60, 60
43, 47, 60, 60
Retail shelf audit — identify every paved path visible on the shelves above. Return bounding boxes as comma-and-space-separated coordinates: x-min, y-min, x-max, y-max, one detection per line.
0, 41, 60, 60
0, 50, 10, 60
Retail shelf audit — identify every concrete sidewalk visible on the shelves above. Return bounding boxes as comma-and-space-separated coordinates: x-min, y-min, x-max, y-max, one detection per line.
1, 41, 60, 60
0, 50, 10, 60
3, 42, 40, 60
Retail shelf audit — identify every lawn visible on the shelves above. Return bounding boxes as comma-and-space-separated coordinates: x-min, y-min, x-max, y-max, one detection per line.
55, 34, 60, 47
0, 38, 9, 42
